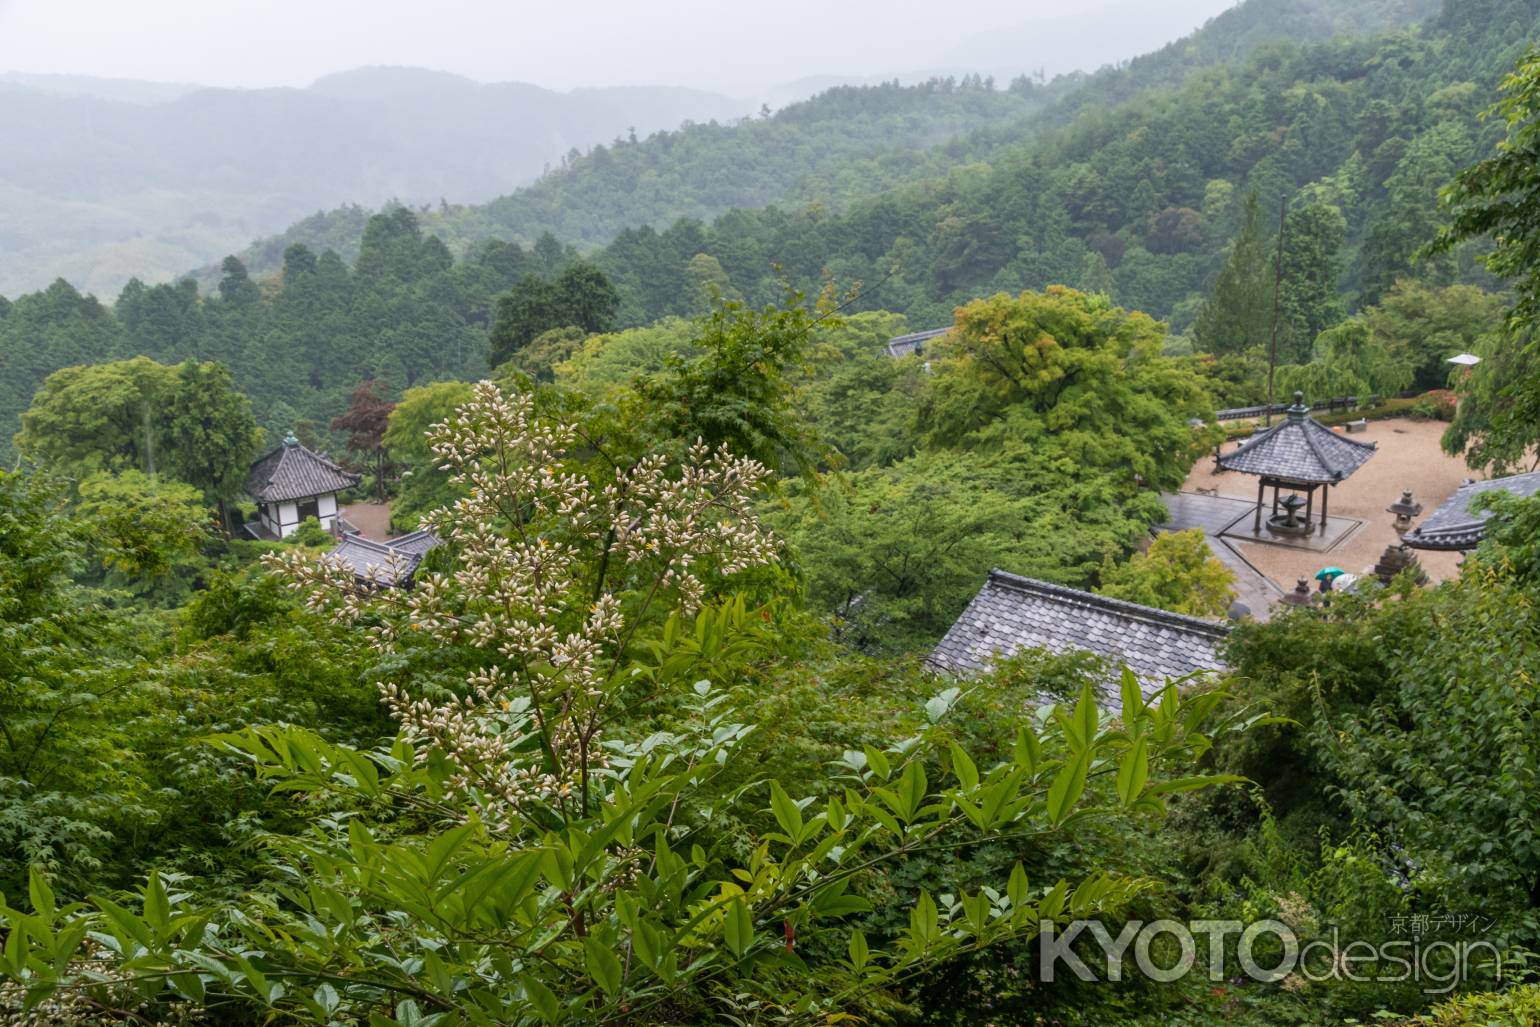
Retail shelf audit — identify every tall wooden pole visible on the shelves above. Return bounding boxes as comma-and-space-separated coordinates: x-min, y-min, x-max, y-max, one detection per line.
1265, 194, 1287, 428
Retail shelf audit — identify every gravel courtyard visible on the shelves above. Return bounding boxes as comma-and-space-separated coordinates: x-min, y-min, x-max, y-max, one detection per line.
1179, 417, 1477, 595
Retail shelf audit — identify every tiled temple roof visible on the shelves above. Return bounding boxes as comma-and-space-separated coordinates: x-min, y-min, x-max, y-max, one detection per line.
927, 570, 1229, 699
245, 436, 361, 503
1217, 393, 1376, 484
1405, 471, 1540, 552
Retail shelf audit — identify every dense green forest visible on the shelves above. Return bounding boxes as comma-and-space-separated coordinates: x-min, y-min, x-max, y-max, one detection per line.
6, 0, 1540, 1022
0, 0, 1514, 462
567, 0, 1525, 332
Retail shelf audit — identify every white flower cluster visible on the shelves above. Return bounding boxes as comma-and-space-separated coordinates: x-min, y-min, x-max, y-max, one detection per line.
266, 381, 779, 825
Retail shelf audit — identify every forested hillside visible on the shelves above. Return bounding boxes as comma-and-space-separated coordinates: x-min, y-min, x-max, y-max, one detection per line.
9, 1, 1540, 1022
0, 210, 535, 464
236, 0, 1440, 280
575, 0, 1527, 331
229, 78, 1056, 277
0, 67, 748, 297
0, 0, 1491, 461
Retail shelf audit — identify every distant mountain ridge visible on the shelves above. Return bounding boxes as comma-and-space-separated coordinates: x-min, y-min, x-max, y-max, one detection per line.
0, 71, 202, 104
228, 0, 1442, 284
0, 67, 751, 297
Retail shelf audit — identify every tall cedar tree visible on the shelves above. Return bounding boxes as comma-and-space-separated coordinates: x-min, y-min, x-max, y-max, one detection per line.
1278, 203, 1347, 365
158, 360, 263, 532
487, 262, 619, 368
1193, 191, 1273, 356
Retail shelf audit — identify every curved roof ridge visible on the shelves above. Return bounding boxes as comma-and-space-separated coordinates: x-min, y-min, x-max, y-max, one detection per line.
987, 569, 1230, 639
245, 439, 362, 503
1216, 407, 1376, 484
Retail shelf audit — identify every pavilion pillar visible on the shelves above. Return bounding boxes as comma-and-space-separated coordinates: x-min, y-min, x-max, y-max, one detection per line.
1304, 486, 1314, 534
1321, 485, 1330, 528
1255, 477, 1266, 532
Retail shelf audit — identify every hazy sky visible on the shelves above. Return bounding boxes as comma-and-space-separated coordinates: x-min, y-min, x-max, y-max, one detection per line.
0, 0, 1237, 95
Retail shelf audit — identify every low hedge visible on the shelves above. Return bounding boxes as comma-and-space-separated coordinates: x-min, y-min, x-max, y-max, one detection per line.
1216, 393, 1449, 441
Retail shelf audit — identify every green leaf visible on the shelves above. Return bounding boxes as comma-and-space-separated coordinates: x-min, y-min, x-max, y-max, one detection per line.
583, 936, 623, 996
1073, 682, 1099, 746
724, 896, 753, 959
769, 781, 804, 841
1007, 862, 1030, 907
1146, 773, 1247, 796
848, 930, 870, 970
1046, 747, 1091, 825
948, 742, 978, 790
523, 976, 561, 1022
26, 869, 54, 924
898, 760, 928, 822
1119, 668, 1143, 723
93, 896, 154, 951
862, 745, 891, 780
909, 890, 939, 947
1014, 725, 1041, 773
1039, 879, 1070, 920
143, 872, 169, 934
1115, 738, 1148, 807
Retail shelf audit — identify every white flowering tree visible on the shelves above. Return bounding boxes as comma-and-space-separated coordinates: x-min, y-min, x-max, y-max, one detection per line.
1, 382, 1256, 1025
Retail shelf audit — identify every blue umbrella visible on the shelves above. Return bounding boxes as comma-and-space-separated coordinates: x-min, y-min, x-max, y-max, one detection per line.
1315, 567, 1345, 582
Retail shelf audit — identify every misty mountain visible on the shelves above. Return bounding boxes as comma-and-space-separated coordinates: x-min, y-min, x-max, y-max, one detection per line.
232, 0, 1442, 281
0, 70, 202, 104
0, 67, 749, 297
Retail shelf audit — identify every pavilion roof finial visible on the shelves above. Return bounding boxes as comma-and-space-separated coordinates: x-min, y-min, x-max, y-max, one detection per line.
283, 431, 299, 447
1286, 391, 1309, 422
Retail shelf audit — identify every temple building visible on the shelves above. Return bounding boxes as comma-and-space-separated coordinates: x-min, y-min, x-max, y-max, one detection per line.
1218, 392, 1377, 537
928, 570, 1230, 706
1404, 470, 1540, 552
243, 433, 361, 540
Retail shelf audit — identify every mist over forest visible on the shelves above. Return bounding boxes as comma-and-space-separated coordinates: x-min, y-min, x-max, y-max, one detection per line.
3, 1, 1540, 1024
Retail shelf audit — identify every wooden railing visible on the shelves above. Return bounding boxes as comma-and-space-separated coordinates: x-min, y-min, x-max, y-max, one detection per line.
1213, 396, 1359, 422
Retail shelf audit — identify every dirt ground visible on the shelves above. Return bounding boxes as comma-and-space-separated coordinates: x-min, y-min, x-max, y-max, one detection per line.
1181, 417, 1475, 591
341, 501, 392, 541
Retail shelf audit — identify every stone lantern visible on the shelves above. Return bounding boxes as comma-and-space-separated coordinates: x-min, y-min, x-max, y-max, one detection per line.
1387, 489, 1423, 536
1281, 577, 1315, 607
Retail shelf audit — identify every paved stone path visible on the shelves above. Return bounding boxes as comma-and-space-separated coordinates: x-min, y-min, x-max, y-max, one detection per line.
1157, 492, 1283, 622
341, 502, 392, 541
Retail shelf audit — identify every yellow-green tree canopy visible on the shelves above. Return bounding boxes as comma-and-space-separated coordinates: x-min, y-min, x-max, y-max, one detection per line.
16, 356, 260, 524
74, 470, 208, 579
1096, 528, 1237, 618
917, 286, 1220, 490
382, 380, 475, 529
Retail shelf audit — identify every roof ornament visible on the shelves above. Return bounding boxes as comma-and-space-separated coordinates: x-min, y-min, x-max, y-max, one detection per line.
283, 431, 300, 447
1286, 391, 1309, 423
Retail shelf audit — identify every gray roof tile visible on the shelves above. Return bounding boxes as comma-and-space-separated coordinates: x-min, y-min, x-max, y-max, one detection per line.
1217, 394, 1376, 484
245, 439, 361, 503
1405, 470, 1540, 552
326, 531, 441, 587
927, 570, 1229, 700
884, 327, 949, 358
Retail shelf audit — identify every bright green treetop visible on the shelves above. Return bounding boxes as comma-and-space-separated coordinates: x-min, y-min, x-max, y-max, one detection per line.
73, 470, 208, 579
1096, 528, 1238, 618
918, 286, 1220, 491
